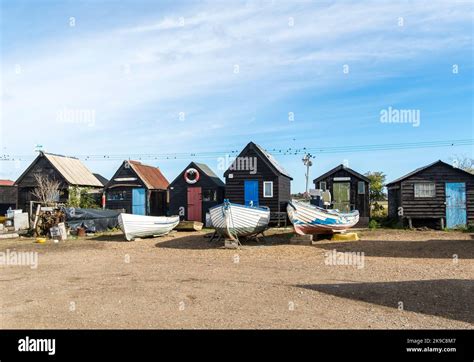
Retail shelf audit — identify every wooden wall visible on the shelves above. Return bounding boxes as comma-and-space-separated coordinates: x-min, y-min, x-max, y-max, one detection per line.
389, 163, 474, 226
224, 147, 291, 213
169, 165, 225, 222
0, 185, 17, 214
401, 168, 474, 225
314, 168, 370, 218
17, 157, 70, 212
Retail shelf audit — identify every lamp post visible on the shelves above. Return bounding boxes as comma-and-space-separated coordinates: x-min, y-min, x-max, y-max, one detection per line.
302, 153, 313, 198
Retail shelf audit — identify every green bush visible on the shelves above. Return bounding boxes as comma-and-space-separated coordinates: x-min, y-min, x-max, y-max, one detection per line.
368, 219, 380, 229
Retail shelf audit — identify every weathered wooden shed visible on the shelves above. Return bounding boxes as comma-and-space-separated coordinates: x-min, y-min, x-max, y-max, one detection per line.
313, 164, 370, 226
15, 152, 103, 213
0, 180, 17, 215
223, 142, 292, 216
387, 160, 474, 229
105, 160, 169, 216
169, 162, 225, 223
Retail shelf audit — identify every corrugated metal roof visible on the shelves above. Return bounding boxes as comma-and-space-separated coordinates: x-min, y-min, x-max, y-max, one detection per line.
0, 180, 15, 186
128, 161, 169, 190
43, 153, 103, 187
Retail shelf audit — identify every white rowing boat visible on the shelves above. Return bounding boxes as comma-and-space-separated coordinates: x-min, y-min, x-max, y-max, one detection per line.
118, 213, 180, 241
209, 200, 270, 240
287, 199, 359, 235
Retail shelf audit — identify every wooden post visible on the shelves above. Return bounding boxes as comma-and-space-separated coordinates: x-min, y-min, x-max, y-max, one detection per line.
407, 217, 413, 229
440, 217, 445, 229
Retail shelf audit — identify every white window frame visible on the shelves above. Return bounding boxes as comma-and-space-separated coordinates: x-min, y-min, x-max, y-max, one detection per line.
414, 183, 436, 198
357, 181, 365, 194
263, 181, 273, 198
319, 181, 327, 191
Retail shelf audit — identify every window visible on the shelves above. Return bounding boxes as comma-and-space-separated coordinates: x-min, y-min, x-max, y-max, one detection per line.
202, 189, 217, 202
107, 190, 127, 201
263, 181, 273, 198
358, 181, 365, 194
319, 181, 327, 191
414, 183, 435, 198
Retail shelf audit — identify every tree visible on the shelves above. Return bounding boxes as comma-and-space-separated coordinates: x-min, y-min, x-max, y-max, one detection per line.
365, 171, 387, 217
31, 174, 61, 205
450, 155, 474, 174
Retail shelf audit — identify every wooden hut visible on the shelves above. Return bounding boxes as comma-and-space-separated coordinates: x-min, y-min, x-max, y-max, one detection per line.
168, 162, 225, 223
105, 160, 169, 216
0, 180, 17, 215
313, 164, 370, 226
15, 152, 103, 213
223, 142, 292, 218
387, 160, 474, 229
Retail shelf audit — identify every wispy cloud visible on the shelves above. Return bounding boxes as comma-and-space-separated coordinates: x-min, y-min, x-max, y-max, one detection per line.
1, 0, 472, 181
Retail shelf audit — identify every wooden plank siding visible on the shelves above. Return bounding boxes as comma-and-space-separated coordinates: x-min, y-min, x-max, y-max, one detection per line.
168, 163, 225, 223
387, 161, 474, 226
313, 167, 370, 218
224, 147, 291, 213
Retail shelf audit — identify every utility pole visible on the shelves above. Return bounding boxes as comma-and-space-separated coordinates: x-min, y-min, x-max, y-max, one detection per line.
302, 153, 313, 198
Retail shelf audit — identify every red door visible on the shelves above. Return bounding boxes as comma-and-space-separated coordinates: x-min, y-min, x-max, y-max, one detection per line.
187, 187, 202, 222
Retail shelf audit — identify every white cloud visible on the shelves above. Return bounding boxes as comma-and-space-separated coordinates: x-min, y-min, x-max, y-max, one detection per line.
1, 0, 472, 174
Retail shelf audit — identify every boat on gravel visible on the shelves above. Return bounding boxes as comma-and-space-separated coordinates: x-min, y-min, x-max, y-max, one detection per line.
118, 213, 180, 241
209, 200, 270, 240
287, 199, 359, 235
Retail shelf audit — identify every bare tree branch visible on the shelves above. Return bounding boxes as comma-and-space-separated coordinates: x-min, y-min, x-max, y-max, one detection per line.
31, 173, 61, 205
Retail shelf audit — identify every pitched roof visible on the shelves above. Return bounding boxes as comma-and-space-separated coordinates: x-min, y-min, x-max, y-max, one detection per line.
43, 153, 103, 187
0, 179, 15, 186
192, 163, 225, 186
224, 142, 292, 179
386, 160, 474, 186
16, 152, 102, 187
128, 161, 169, 190
313, 164, 370, 183
252, 143, 292, 179
93, 173, 109, 187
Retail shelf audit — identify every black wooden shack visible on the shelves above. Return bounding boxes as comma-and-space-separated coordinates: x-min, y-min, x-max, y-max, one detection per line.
387, 160, 474, 229
168, 162, 225, 223
105, 160, 169, 216
313, 164, 370, 226
223, 142, 292, 216
0, 180, 17, 215
15, 152, 103, 213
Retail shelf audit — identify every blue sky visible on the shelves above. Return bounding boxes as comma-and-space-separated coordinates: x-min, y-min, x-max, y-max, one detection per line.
1, 0, 473, 191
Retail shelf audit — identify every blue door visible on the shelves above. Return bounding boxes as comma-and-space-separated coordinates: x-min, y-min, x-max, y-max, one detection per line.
445, 182, 466, 228
244, 180, 259, 206
132, 188, 146, 215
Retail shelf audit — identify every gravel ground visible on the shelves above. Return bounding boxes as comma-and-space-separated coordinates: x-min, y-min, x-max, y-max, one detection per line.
0, 228, 472, 329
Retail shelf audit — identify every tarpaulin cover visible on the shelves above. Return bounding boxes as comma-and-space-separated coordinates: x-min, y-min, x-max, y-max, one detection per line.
62, 207, 120, 232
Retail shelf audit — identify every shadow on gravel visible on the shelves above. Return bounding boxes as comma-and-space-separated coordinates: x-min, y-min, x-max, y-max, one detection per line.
298, 279, 473, 323
313, 239, 474, 259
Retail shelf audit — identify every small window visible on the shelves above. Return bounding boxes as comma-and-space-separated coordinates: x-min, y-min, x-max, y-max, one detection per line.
319, 181, 327, 191
202, 189, 217, 202
107, 190, 127, 201
263, 181, 273, 198
414, 183, 435, 198
358, 181, 365, 194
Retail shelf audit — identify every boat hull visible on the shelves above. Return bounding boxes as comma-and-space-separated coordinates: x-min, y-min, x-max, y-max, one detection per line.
209, 202, 270, 240
287, 200, 359, 235
118, 213, 180, 241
